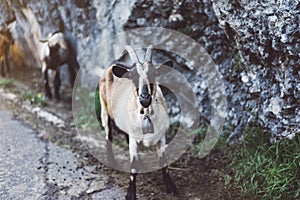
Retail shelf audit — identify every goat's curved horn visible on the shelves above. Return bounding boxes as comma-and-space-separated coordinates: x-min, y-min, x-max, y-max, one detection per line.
39, 36, 50, 43
145, 45, 153, 62
39, 39, 49, 43
39, 34, 53, 43
123, 45, 140, 64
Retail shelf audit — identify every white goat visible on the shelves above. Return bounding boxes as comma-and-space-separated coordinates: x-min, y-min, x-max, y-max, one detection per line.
99, 45, 177, 199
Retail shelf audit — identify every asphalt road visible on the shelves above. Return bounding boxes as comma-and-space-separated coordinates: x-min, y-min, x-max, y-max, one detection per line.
0, 110, 45, 199
0, 110, 127, 199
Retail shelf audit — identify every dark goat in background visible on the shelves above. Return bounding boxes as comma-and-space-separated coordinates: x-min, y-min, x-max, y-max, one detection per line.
40, 32, 80, 100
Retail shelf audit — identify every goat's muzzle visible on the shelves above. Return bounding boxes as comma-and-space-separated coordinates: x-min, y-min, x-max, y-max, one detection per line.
139, 93, 152, 108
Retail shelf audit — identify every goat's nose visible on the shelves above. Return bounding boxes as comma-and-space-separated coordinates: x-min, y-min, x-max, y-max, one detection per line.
141, 92, 150, 99
139, 93, 152, 107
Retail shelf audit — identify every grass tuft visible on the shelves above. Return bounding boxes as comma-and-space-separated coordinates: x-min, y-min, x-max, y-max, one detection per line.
229, 125, 300, 199
192, 121, 300, 199
0, 78, 14, 87
21, 92, 46, 107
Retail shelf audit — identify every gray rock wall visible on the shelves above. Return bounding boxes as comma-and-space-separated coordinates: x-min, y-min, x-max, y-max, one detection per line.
212, 0, 300, 141
0, 0, 135, 69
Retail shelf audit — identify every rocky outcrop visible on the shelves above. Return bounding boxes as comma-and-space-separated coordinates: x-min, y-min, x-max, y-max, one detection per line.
212, 0, 300, 141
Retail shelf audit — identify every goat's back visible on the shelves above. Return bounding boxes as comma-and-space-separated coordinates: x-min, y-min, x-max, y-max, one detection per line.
40, 32, 70, 69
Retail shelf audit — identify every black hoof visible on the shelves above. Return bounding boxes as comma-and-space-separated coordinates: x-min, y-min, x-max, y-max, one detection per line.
163, 174, 177, 195
55, 93, 60, 101
45, 91, 52, 99
165, 179, 177, 195
125, 192, 136, 200
126, 185, 136, 200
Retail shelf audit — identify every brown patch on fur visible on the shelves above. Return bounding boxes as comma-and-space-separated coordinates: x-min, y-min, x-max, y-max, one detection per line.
9, 42, 26, 67
99, 66, 115, 118
0, 33, 15, 75
0, 34, 11, 60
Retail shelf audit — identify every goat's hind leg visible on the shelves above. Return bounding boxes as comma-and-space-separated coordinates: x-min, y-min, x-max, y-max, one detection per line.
54, 70, 61, 100
67, 58, 79, 88
4, 54, 10, 76
0, 59, 4, 77
162, 164, 177, 195
102, 111, 115, 164
42, 66, 52, 99
157, 139, 177, 195
106, 116, 117, 165
99, 89, 116, 165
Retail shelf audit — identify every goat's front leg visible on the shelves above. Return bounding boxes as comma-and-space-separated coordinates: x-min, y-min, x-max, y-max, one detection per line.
100, 95, 116, 165
106, 117, 117, 165
126, 137, 139, 200
0, 59, 4, 77
4, 54, 10, 76
67, 58, 79, 87
42, 64, 52, 98
157, 138, 177, 195
54, 70, 61, 100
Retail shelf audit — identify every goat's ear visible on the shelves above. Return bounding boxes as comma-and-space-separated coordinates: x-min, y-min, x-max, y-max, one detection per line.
156, 60, 173, 75
112, 64, 130, 78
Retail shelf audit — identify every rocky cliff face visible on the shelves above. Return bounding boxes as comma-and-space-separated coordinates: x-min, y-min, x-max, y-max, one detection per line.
0, 0, 298, 141
212, 0, 300, 141
0, 0, 136, 68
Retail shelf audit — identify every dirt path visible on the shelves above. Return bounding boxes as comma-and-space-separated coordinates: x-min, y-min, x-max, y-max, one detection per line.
0, 68, 242, 199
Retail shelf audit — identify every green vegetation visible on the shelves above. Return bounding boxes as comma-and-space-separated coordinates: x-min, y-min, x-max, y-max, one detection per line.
232, 52, 244, 73
165, 122, 181, 141
192, 123, 300, 199
228, 51, 245, 82
229, 126, 300, 199
94, 87, 101, 125
21, 92, 46, 107
178, 25, 192, 35
160, 6, 172, 14
0, 78, 14, 87
191, 126, 207, 153
74, 87, 101, 130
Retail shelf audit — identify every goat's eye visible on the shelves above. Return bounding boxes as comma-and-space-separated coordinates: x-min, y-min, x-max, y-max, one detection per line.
136, 88, 139, 95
